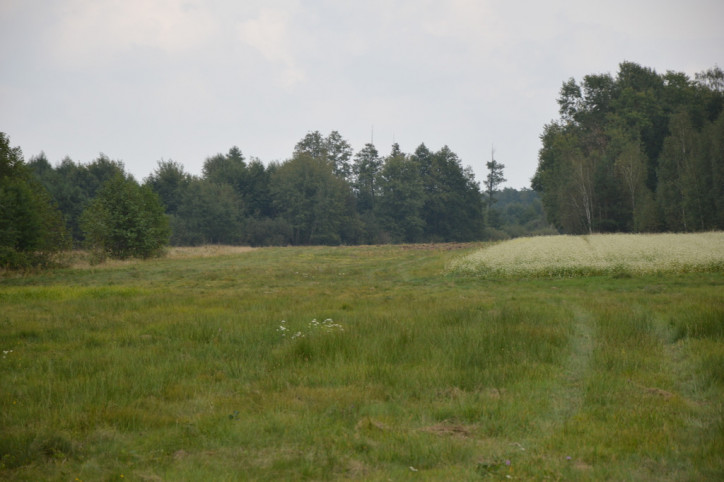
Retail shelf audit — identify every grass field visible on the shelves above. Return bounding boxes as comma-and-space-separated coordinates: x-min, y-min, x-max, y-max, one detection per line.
1, 237, 723, 480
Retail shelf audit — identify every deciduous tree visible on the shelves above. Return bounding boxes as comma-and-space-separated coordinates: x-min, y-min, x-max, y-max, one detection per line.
271, 153, 357, 245
0, 133, 68, 268
534, 62, 724, 234
170, 179, 243, 246
82, 173, 169, 260
144, 160, 191, 215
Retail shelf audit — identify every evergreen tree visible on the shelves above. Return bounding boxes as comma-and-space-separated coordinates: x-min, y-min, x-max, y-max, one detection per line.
352, 143, 381, 213
484, 149, 506, 223
375, 144, 424, 242
243, 158, 274, 219
203, 147, 247, 190
416, 145, 484, 241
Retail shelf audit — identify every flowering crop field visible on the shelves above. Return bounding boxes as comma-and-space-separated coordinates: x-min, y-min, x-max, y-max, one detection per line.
451, 232, 724, 278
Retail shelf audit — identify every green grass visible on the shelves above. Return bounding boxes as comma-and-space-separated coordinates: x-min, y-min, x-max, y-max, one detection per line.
1, 242, 723, 480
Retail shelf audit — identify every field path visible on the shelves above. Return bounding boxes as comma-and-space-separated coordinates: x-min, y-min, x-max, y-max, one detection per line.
536, 304, 596, 442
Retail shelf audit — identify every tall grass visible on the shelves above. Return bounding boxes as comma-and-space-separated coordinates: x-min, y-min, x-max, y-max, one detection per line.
1, 243, 723, 479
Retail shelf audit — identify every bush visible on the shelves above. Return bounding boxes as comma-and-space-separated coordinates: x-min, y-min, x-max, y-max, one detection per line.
482, 227, 510, 242
81, 174, 170, 260
0, 133, 69, 269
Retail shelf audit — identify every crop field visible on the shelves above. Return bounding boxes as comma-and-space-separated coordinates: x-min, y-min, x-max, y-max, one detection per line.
451, 232, 724, 278
1, 235, 723, 480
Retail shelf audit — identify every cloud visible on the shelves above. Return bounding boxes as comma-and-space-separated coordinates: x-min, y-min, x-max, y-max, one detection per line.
2, 0, 722, 188
417, 0, 500, 43
50, 0, 216, 66
238, 7, 306, 88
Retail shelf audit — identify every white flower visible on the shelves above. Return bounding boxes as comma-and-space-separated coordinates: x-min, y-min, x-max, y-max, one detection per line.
277, 322, 288, 336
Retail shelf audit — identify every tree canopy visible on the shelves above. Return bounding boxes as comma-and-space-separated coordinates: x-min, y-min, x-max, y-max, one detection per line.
5, 99, 636, 262
1, 134, 68, 268
8, 61, 721, 260
5, 122, 572, 256
533, 62, 724, 233
81, 173, 170, 261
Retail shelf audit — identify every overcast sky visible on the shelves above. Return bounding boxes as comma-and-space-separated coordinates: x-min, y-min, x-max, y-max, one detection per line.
1, 0, 722, 188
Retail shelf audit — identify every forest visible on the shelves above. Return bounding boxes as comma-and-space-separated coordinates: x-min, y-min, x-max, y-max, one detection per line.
2, 61, 722, 268
533, 61, 724, 234
2, 129, 547, 267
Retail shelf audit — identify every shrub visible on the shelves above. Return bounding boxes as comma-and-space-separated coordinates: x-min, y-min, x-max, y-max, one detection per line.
81, 174, 170, 261
0, 133, 69, 269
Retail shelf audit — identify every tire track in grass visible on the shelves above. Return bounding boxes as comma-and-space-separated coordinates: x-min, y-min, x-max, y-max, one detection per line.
498, 303, 596, 477
531, 304, 595, 452
551, 304, 595, 422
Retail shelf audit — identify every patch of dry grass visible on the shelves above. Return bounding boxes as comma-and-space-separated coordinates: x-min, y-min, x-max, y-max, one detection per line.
165, 245, 256, 259
61, 245, 256, 269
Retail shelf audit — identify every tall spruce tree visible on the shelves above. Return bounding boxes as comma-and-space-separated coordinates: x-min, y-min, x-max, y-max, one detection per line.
484, 148, 506, 224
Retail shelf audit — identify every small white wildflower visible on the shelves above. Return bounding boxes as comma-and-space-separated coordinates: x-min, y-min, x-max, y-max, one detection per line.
319, 319, 344, 331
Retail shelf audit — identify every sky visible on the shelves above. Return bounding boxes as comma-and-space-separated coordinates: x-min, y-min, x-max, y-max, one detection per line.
1, 0, 722, 189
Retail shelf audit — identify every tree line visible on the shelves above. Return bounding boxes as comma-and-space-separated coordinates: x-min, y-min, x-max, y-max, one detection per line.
0, 133, 69, 268
533, 61, 724, 234
4, 129, 549, 268
8, 60, 718, 269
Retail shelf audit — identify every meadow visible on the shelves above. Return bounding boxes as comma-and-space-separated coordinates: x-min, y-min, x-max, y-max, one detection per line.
1, 236, 723, 480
